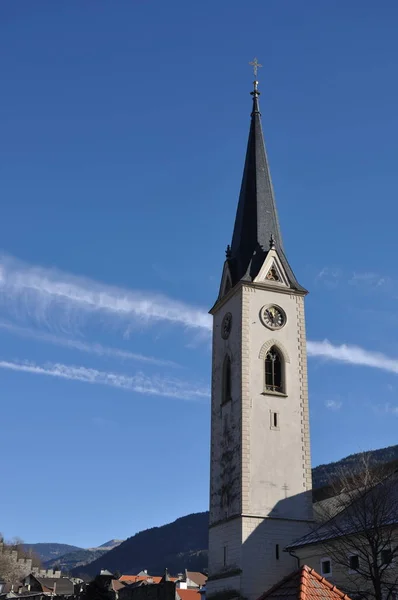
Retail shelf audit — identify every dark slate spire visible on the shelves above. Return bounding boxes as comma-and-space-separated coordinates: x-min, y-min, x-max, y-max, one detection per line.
228, 79, 305, 292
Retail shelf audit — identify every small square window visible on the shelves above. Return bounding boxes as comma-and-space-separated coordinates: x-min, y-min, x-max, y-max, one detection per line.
321, 558, 332, 577
349, 555, 360, 571
381, 549, 393, 565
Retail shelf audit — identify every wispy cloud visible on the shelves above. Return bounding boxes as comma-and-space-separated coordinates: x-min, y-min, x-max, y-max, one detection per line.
0, 358, 210, 401
307, 339, 398, 375
325, 399, 342, 411
4, 255, 398, 385
316, 266, 392, 292
0, 321, 179, 368
373, 402, 398, 417
349, 272, 390, 288
316, 267, 342, 289
0, 255, 212, 333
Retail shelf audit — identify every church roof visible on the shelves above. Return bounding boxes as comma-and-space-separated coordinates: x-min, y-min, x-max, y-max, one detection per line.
256, 565, 351, 600
288, 470, 398, 549
228, 81, 305, 293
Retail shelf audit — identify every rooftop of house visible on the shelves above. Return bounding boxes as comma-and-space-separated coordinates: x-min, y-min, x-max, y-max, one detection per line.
257, 565, 352, 600
110, 580, 125, 592
288, 471, 398, 550
119, 574, 179, 585
34, 576, 74, 595
185, 572, 207, 587
176, 589, 201, 600
120, 575, 162, 585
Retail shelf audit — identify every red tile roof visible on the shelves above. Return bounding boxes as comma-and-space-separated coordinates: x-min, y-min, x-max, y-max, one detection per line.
177, 589, 201, 600
120, 575, 162, 584
257, 566, 352, 600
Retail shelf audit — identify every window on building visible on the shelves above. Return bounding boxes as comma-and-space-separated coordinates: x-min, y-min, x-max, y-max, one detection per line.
381, 549, 393, 566
275, 544, 280, 560
222, 355, 232, 404
349, 555, 360, 571
270, 411, 279, 430
265, 347, 284, 393
320, 558, 332, 577
223, 546, 227, 567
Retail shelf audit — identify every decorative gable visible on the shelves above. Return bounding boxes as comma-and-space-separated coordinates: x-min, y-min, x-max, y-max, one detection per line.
254, 248, 290, 287
218, 261, 233, 299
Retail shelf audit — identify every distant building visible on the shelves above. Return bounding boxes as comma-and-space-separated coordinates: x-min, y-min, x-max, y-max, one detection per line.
182, 572, 207, 590
118, 570, 204, 600
83, 570, 125, 599
21, 573, 75, 597
31, 568, 62, 579
0, 541, 33, 580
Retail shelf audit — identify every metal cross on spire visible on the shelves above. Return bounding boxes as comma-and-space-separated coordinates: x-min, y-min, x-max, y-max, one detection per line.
249, 57, 262, 78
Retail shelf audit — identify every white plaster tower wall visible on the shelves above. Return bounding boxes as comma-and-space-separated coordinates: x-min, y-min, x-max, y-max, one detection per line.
242, 285, 312, 519
209, 288, 243, 525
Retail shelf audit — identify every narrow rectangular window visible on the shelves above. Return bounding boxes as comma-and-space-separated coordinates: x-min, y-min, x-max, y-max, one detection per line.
223, 546, 227, 567
275, 544, 279, 560
270, 411, 279, 430
321, 558, 332, 576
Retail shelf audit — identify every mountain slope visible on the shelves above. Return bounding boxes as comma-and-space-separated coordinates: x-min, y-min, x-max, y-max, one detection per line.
72, 512, 209, 578
44, 541, 124, 572
24, 543, 83, 563
311, 444, 398, 489
96, 540, 123, 551
44, 549, 109, 571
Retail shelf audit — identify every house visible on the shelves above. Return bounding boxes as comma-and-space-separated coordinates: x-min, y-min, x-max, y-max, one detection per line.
118, 570, 201, 600
86, 570, 125, 599
256, 566, 352, 600
118, 576, 175, 600
183, 572, 207, 590
285, 468, 398, 600
120, 576, 162, 585
21, 573, 75, 596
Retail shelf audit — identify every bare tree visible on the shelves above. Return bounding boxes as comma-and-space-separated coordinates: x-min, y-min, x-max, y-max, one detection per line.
313, 455, 398, 600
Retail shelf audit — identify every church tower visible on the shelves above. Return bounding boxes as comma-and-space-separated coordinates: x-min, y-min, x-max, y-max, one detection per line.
207, 75, 313, 600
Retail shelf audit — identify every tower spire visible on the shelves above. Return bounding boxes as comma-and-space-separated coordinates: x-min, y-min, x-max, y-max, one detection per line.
228, 62, 305, 292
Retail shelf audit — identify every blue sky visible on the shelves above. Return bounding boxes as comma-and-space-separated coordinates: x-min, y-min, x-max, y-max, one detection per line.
1, 0, 398, 548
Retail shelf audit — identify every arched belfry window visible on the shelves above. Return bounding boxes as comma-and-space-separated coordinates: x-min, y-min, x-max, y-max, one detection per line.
222, 355, 232, 404
265, 347, 284, 393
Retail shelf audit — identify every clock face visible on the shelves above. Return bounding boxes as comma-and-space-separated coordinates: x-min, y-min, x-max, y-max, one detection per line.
260, 305, 286, 330
221, 312, 232, 339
